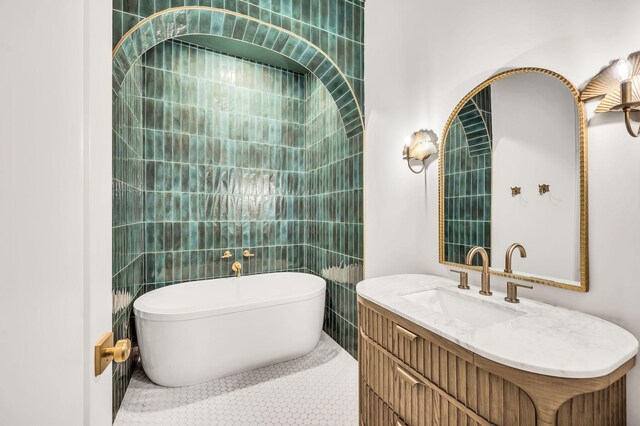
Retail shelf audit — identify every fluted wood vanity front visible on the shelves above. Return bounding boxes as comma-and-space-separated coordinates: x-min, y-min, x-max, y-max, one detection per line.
357, 275, 638, 426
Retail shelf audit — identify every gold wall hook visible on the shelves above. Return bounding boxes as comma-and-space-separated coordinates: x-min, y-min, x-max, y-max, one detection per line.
94, 332, 132, 376
511, 186, 521, 197
538, 184, 550, 195
221, 250, 233, 259
242, 249, 255, 258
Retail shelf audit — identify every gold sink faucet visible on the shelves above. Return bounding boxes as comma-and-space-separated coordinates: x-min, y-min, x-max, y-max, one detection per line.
232, 261, 242, 278
466, 246, 491, 296
505, 243, 527, 274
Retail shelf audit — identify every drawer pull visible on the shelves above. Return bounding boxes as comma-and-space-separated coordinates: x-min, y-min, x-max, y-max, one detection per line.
395, 324, 418, 341
396, 420, 407, 426
396, 364, 420, 387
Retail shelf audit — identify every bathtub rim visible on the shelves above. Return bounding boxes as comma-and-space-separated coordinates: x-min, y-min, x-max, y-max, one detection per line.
133, 272, 326, 322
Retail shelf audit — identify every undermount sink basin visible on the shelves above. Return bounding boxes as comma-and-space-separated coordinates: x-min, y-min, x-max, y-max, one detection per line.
403, 288, 524, 328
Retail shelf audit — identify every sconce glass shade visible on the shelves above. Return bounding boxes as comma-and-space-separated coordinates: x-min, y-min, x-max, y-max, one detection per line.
582, 52, 640, 137
613, 58, 633, 82
402, 129, 439, 173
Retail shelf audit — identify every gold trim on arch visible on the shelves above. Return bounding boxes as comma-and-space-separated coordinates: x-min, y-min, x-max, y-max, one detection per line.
111, 6, 365, 133
438, 67, 589, 292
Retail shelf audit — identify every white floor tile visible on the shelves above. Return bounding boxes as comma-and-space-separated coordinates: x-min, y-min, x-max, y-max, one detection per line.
114, 333, 358, 425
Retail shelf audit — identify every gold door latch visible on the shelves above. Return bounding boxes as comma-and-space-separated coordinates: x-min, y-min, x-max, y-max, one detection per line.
94, 332, 132, 376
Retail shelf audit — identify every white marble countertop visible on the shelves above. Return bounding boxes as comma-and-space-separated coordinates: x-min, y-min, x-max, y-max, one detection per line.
357, 274, 638, 378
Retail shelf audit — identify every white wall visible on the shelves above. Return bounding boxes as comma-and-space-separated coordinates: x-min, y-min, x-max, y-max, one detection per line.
365, 0, 640, 422
364, 2, 431, 278
491, 73, 579, 282
0, 1, 112, 425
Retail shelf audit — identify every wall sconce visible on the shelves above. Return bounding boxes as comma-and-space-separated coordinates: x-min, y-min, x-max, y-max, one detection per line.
582, 52, 640, 137
402, 129, 439, 174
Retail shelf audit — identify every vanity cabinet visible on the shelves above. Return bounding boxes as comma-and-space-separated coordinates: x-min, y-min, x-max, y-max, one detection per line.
358, 297, 632, 426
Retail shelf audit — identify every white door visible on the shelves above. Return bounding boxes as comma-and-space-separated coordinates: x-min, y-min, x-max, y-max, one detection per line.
84, 0, 116, 424
0, 0, 113, 425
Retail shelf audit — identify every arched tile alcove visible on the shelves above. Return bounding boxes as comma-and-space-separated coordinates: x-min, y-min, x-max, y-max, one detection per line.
111, 7, 364, 416
113, 7, 364, 137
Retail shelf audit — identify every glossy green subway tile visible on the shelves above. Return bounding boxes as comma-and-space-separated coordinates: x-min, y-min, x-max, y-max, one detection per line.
113, 2, 364, 416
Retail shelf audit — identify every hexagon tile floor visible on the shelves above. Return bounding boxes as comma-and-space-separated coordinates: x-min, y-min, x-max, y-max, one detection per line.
114, 333, 358, 425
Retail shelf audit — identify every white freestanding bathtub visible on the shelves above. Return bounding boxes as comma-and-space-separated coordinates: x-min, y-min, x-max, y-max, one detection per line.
133, 272, 326, 387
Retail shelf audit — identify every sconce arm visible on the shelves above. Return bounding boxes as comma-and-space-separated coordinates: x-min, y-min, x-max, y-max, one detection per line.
624, 109, 640, 137
406, 157, 426, 174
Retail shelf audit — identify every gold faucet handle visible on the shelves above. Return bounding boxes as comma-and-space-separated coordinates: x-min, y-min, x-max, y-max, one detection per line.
505, 282, 533, 303
450, 269, 470, 290
221, 250, 233, 259
242, 249, 255, 258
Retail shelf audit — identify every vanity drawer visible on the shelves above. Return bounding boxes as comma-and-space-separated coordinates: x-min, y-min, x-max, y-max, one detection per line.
360, 325, 536, 426
361, 333, 487, 426
359, 299, 474, 384
361, 383, 401, 426
358, 298, 423, 369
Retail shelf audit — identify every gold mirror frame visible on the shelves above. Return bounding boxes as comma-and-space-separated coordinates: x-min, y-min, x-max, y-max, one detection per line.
438, 67, 589, 292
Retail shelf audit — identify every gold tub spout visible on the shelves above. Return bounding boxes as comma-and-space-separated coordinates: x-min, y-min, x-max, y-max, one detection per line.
232, 261, 242, 278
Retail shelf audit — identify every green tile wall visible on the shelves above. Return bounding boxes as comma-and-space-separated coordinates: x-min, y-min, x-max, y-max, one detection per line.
443, 87, 492, 266
112, 0, 365, 114
111, 60, 145, 419
112, 2, 364, 419
305, 75, 363, 358
142, 40, 307, 286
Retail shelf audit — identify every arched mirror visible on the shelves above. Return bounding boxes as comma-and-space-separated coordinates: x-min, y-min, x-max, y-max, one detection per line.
439, 68, 588, 291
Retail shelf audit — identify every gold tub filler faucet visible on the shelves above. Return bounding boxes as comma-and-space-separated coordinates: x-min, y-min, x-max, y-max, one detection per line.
220, 250, 242, 277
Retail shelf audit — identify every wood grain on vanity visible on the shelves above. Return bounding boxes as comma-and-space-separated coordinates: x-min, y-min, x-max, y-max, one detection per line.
357, 275, 637, 426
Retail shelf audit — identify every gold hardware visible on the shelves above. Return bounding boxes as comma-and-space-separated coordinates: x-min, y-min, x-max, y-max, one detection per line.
242, 249, 255, 258
466, 246, 492, 296
505, 282, 533, 304
396, 420, 407, 426
221, 250, 233, 259
617, 79, 640, 137
450, 269, 470, 289
582, 53, 640, 137
395, 324, 418, 342
94, 332, 131, 376
402, 129, 439, 174
232, 261, 242, 277
538, 184, 550, 195
439, 67, 589, 293
511, 186, 521, 197
504, 243, 527, 274
395, 364, 420, 387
